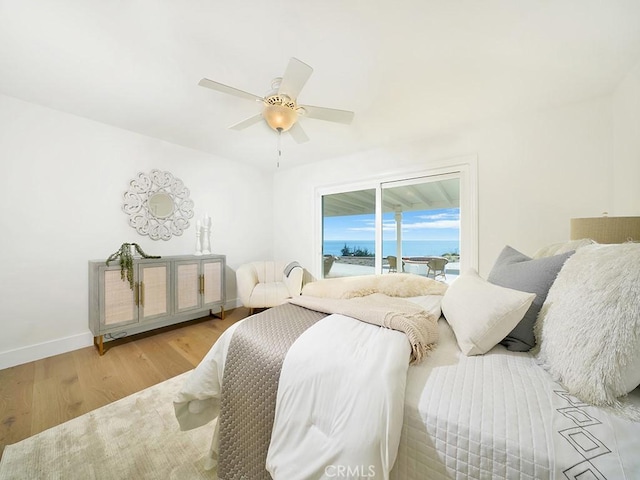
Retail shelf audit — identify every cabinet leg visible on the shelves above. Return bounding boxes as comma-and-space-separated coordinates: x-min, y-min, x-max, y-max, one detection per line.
210, 307, 225, 319
93, 335, 105, 356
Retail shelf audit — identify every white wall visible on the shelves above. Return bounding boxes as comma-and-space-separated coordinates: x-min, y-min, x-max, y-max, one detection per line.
612, 59, 640, 215
0, 94, 273, 369
273, 97, 613, 278
4, 62, 638, 369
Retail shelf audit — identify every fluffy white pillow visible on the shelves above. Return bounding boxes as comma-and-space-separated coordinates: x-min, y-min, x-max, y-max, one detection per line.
534, 243, 640, 413
532, 238, 595, 258
441, 269, 535, 356
301, 273, 448, 298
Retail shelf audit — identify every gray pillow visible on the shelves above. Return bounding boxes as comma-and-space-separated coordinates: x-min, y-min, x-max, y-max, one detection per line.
487, 246, 573, 351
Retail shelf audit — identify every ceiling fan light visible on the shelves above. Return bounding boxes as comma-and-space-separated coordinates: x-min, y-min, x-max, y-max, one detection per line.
263, 104, 298, 132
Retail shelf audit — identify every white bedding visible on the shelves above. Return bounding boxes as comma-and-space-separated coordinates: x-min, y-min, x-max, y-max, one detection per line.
392, 317, 640, 480
174, 296, 435, 476
175, 295, 640, 479
174, 319, 241, 470
266, 314, 410, 479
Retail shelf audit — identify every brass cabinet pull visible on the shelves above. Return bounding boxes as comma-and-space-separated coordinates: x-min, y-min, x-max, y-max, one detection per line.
134, 282, 140, 306
199, 274, 205, 295
140, 282, 145, 307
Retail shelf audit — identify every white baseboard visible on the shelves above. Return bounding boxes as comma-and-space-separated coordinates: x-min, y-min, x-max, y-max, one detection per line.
0, 332, 94, 370
0, 300, 243, 370
227, 298, 242, 310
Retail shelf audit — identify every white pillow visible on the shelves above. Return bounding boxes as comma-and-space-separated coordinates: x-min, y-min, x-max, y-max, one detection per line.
532, 238, 595, 258
534, 243, 640, 413
441, 269, 535, 356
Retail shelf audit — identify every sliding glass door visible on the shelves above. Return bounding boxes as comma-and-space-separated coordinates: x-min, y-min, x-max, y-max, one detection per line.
322, 188, 376, 278
381, 175, 460, 281
319, 168, 468, 283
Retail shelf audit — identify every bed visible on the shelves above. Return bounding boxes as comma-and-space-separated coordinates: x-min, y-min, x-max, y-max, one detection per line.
174, 241, 640, 479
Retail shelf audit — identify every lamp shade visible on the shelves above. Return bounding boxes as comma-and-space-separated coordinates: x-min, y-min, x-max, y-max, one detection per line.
263, 104, 298, 132
570, 216, 640, 244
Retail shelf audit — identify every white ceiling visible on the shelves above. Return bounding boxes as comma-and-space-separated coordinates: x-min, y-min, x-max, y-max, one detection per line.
1, 1, 639, 171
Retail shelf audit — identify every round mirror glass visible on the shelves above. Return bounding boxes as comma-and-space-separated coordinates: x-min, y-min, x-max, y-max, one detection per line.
148, 192, 174, 219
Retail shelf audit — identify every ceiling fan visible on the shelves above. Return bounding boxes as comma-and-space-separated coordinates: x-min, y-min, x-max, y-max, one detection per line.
198, 58, 354, 144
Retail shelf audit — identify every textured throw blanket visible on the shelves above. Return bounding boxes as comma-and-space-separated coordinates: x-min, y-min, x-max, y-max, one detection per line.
290, 293, 439, 364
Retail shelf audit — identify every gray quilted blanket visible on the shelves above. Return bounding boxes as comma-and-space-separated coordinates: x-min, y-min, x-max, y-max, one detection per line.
218, 303, 328, 480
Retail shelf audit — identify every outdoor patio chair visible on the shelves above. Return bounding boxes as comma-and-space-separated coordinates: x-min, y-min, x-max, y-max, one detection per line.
323, 255, 336, 276
426, 257, 448, 280
386, 255, 398, 273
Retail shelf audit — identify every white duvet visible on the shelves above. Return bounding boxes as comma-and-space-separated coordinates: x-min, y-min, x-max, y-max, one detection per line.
174, 296, 437, 478
175, 296, 640, 479
266, 313, 409, 479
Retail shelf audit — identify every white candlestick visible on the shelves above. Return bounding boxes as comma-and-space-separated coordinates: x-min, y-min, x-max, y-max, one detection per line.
194, 220, 203, 256
202, 228, 211, 254
202, 215, 211, 254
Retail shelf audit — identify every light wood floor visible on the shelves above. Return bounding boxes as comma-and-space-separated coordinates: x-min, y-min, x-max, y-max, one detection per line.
0, 308, 248, 460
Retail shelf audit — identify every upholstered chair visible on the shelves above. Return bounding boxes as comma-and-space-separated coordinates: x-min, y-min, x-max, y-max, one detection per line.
236, 261, 304, 315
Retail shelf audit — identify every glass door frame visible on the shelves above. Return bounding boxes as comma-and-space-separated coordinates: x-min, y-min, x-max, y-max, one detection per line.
314, 154, 478, 278
380, 171, 462, 272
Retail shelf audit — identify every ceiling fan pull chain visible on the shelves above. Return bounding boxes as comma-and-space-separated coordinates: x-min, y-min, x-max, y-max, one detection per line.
277, 128, 282, 168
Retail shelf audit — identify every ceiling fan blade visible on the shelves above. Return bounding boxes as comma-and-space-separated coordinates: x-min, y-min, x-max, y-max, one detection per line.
299, 104, 355, 125
288, 122, 310, 144
278, 58, 313, 100
228, 113, 264, 131
198, 78, 263, 102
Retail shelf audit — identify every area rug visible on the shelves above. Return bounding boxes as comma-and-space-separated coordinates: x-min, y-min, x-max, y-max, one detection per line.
0, 371, 214, 479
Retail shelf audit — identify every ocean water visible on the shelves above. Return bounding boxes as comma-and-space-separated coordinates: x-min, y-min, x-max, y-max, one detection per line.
324, 240, 459, 257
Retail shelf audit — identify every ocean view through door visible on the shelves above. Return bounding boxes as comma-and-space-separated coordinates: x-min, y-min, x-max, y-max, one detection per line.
382, 175, 460, 280
321, 173, 461, 281
322, 188, 377, 277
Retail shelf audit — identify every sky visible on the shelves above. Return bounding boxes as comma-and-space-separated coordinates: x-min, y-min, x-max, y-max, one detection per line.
323, 207, 460, 241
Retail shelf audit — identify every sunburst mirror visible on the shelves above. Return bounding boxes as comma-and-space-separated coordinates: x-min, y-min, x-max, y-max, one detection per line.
122, 170, 194, 241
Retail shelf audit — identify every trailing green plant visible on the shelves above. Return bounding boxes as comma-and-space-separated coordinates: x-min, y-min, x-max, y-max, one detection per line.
106, 243, 161, 290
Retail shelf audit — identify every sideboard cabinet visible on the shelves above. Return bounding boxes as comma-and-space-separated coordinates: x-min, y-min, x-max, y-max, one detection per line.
89, 254, 225, 355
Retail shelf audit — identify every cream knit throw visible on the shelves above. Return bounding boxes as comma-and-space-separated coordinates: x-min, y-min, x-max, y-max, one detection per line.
290, 293, 439, 364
